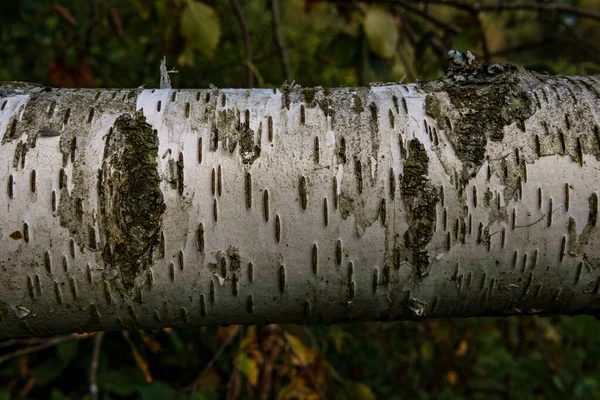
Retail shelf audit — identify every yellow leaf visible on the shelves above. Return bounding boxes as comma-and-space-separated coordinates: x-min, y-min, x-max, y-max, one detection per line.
240, 326, 257, 350
235, 352, 259, 386
216, 325, 239, 344
420, 342, 435, 361
447, 370, 458, 386
364, 7, 399, 60
284, 332, 316, 366
180, 1, 221, 59
139, 331, 162, 353
196, 368, 221, 390
544, 326, 560, 344
53, 4, 77, 26
277, 378, 322, 400
344, 381, 376, 400
479, 14, 506, 54
327, 326, 352, 353
432, 320, 452, 345
455, 340, 468, 357
123, 333, 153, 383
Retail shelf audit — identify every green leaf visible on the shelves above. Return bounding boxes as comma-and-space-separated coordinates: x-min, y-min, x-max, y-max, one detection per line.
138, 381, 175, 399
184, 392, 220, 400
235, 352, 259, 386
32, 357, 68, 386
420, 341, 435, 361
369, 54, 392, 79
32, 340, 80, 386
57, 339, 79, 362
324, 34, 361, 69
50, 389, 71, 400
99, 367, 146, 396
364, 7, 398, 60
575, 378, 600, 395
180, 1, 221, 59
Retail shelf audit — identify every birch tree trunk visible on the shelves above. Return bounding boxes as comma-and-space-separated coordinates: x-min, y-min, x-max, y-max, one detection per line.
1, 64, 599, 338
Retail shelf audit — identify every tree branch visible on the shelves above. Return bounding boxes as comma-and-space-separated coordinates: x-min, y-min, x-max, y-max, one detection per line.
231, 0, 254, 88
89, 331, 104, 400
0, 334, 93, 366
270, 0, 293, 82
344, 0, 600, 22
1, 67, 600, 337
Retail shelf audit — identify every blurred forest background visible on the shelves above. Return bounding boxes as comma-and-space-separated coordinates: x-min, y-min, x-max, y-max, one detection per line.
2, 0, 600, 399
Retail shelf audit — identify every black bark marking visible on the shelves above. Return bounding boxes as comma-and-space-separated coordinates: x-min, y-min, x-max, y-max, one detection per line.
245, 172, 252, 209
263, 189, 269, 221
279, 265, 286, 294
275, 215, 281, 243
312, 244, 318, 275
299, 176, 308, 210
354, 156, 363, 194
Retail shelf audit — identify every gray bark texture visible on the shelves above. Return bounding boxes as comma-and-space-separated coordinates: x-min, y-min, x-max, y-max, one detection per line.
1, 63, 599, 338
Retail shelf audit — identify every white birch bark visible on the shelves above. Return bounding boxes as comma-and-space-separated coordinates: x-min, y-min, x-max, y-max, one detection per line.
0, 64, 599, 338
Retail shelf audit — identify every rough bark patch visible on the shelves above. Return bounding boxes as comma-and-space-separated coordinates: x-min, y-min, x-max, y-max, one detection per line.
98, 112, 165, 291
424, 64, 535, 185
401, 138, 439, 277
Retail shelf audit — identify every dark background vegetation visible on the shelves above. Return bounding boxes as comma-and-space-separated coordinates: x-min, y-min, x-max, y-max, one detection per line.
1, 0, 600, 399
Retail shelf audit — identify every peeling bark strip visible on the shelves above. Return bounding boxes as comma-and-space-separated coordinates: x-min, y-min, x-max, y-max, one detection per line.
1, 67, 600, 337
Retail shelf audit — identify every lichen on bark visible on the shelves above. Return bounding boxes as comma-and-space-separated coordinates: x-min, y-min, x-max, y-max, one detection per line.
98, 112, 165, 291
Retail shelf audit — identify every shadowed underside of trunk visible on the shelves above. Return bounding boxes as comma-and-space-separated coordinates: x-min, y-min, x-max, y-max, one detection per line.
0, 64, 599, 338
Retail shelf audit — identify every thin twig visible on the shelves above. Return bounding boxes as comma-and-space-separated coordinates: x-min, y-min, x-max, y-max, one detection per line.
472, 11, 489, 63
89, 331, 105, 400
428, 0, 600, 22
225, 326, 245, 400
489, 39, 560, 58
489, 35, 600, 64
244, 60, 266, 88
19, 377, 36, 398
186, 326, 241, 399
321, 0, 461, 33
394, 0, 461, 34
0, 337, 64, 348
337, 0, 600, 22
270, 0, 293, 82
83, 0, 98, 55
281, 333, 327, 400
53, 0, 98, 62
231, 0, 254, 88
560, 21, 600, 64
392, 10, 416, 80
0, 333, 93, 366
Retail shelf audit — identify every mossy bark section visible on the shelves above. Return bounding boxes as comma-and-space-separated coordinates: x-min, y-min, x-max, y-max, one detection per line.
98, 113, 165, 291
401, 138, 439, 277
